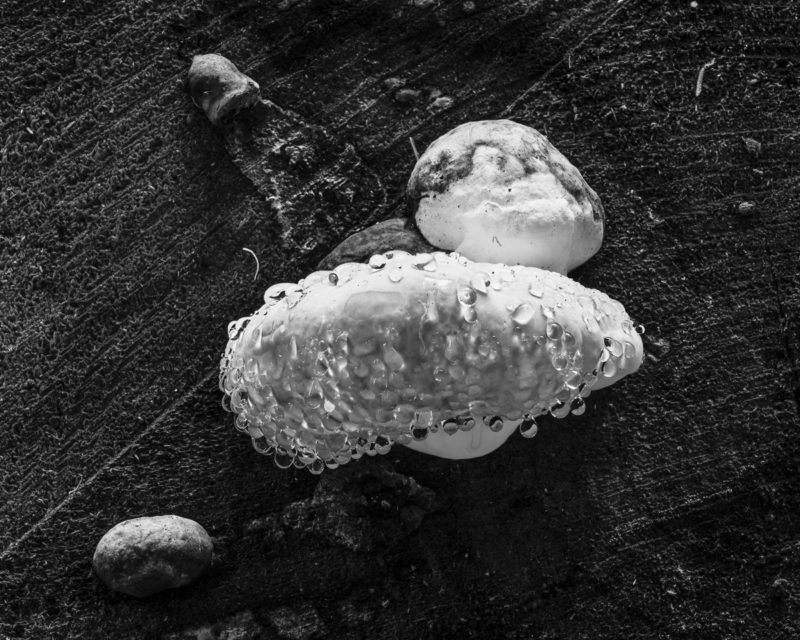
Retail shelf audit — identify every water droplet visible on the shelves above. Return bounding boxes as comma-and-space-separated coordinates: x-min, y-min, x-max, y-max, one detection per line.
583, 313, 599, 331
448, 363, 466, 380
368, 254, 387, 269
600, 348, 611, 363
542, 306, 555, 319
604, 337, 623, 357
499, 268, 516, 283
416, 408, 435, 428
571, 397, 586, 416
445, 335, 464, 361
288, 336, 298, 360
519, 415, 538, 438
252, 435, 272, 454
551, 352, 569, 371
471, 273, 490, 293
511, 303, 535, 325
442, 418, 459, 435
243, 357, 259, 382
383, 344, 405, 371
564, 370, 583, 389
601, 358, 618, 377
457, 286, 477, 306
528, 284, 544, 298
623, 341, 637, 358
459, 416, 475, 431
388, 268, 403, 283
412, 427, 428, 441
484, 416, 504, 432
549, 401, 571, 419
323, 398, 336, 413
265, 283, 289, 300
328, 272, 339, 285
274, 449, 295, 469
546, 322, 563, 340
413, 253, 434, 270
462, 305, 478, 323
309, 459, 325, 474
636, 324, 646, 334
563, 331, 576, 348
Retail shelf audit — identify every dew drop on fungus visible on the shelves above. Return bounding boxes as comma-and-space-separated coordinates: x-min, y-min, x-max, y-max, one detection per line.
328, 272, 339, 285
459, 416, 475, 431
571, 397, 586, 416
519, 415, 538, 438
564, 370, 583, 389
413, 253, 434, 270
551, 353, 569, 371
309, 459, 325, 474
484, 415, 504, 432
265, 284, 289, 300
457, 286, 477, 306
274, 450, 294, 469
623, 341, 637, 358
412, 427, 428, 441
546, 322, 563, 340
368, 254, 387, 269
601, 358, 618, 378
461, 305, 478, 323
636, 324, 646, 334
442, 418, 459, 435
470, 273, 490, 294
388, 268, 403, 283
528, 284, 544, 298
604, 337, 623, 358
511, 303, 535, 325
499, 268, 516, 283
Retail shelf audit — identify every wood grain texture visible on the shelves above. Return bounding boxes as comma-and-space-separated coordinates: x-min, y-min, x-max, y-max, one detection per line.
1, 0, 798, 638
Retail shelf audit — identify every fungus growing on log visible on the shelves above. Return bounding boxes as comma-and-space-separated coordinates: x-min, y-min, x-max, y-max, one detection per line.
188, 54, 261, 125
219, 252, 642, 472
407, 120, 604, 273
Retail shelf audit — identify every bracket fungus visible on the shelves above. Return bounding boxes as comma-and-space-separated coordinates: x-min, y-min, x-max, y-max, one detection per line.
188, 53, 261, 126
407, 120, 605, 274
219, 252, 643, 472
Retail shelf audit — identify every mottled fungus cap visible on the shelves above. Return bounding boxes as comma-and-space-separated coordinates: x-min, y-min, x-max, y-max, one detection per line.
407, 120, 604, 274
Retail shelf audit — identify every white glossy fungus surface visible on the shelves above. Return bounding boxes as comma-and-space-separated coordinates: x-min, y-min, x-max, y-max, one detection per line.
219, 252, 643, 473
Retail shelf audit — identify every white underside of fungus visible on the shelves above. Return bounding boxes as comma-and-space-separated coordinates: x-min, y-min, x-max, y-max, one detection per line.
219, 252, 643, 473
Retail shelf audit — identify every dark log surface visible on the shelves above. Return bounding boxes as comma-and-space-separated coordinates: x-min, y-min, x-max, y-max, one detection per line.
1, 1, 799, 638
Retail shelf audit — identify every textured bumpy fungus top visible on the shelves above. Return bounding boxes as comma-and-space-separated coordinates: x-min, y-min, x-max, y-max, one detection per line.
219, 252, 643, 473
407, 120, 604, 274
188, 54, 261, 125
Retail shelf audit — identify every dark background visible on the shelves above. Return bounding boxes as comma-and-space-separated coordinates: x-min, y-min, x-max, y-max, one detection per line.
1, 0, 799, 638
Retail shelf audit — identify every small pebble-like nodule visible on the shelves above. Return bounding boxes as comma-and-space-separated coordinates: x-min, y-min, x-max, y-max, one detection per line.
188, 54, 261, 126
93, 515, 213, 598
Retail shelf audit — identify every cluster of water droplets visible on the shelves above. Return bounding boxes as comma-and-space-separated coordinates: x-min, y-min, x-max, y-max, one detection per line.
219, 251, 642, 472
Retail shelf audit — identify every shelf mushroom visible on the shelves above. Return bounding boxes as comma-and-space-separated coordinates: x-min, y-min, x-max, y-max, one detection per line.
407, 120, 605, 274
219, 252, 643, 472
